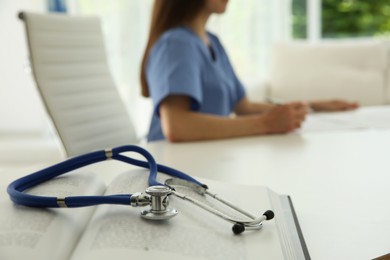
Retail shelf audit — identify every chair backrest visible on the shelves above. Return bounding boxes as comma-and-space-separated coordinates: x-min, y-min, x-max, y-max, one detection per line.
20, 11, 138, 157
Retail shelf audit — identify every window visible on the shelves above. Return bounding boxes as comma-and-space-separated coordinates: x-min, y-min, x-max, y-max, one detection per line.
293, 0, 390, 40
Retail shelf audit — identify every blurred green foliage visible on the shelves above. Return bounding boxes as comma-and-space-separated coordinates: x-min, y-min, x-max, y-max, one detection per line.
293, 0, 390, 39
292, 0, 307, 39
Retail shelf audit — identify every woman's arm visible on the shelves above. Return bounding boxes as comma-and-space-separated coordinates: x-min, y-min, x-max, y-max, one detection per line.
159, 95, 307, 142
234, 96, 359, 114
234, 96, 275, 115
309, 99, 359, 112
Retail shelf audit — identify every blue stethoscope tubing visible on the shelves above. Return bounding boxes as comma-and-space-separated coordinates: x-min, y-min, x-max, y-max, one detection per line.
7, 145, 205, 208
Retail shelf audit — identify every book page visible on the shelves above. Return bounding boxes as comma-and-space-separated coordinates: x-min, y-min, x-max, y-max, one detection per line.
0, 170, 106, 260
71, 169, 285, 260
268, 192, 309, 260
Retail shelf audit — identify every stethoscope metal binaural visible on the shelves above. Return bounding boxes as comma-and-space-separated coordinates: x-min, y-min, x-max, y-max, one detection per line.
7, 145, 274, 235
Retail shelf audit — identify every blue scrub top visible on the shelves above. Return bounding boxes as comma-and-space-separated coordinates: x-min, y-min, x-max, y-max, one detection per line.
146, 26, 246, 141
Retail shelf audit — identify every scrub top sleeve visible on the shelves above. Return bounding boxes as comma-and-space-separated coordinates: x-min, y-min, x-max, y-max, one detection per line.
146, 38, 203, 116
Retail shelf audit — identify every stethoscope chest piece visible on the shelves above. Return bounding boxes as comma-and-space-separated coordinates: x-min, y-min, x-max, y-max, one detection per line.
140, 186, 178, 220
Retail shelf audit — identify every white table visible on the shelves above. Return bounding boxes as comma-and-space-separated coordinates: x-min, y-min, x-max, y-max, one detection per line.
2, 107, 390, 259
140, 129, 390, 260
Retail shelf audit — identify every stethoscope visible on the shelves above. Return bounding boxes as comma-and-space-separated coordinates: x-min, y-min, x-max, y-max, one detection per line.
7, 145, 274, 235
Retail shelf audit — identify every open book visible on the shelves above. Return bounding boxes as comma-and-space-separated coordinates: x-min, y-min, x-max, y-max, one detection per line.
1, 169, 310, 260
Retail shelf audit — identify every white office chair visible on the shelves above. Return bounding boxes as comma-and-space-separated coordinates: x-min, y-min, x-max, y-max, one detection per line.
19, 11, 138, 157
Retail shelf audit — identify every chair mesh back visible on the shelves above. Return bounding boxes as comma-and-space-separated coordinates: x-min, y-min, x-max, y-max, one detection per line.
22, 12, 137, 156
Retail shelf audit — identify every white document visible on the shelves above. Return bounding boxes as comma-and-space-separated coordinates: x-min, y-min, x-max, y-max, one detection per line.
299, 105, 390, 133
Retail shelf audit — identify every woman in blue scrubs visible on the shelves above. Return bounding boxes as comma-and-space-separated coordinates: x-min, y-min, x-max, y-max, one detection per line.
140, 0, 358, 142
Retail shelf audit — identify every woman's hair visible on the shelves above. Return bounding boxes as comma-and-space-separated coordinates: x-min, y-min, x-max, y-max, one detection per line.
140, 0, 206, 97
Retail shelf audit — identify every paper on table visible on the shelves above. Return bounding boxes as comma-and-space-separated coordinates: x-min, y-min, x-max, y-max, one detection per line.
299, 106, 390, 133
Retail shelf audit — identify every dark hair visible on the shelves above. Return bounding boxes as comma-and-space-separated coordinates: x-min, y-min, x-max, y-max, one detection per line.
140, 0, 206, 97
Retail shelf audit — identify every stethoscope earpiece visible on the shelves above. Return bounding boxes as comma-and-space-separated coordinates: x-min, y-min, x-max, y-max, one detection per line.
232, 223, 246, 234
232, 210, 275, 235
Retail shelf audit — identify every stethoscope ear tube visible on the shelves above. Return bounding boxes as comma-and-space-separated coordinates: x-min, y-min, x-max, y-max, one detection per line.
165, 178, 275, 235
7, 150, 107, 207
7, 145, 206, 208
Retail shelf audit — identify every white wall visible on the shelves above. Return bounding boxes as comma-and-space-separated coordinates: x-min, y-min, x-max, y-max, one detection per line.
0, 0, 47, 135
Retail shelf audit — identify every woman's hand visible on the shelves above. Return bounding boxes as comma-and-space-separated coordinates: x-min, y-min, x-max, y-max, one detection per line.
309, 100, 359, 112
262, 102, 308, 134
